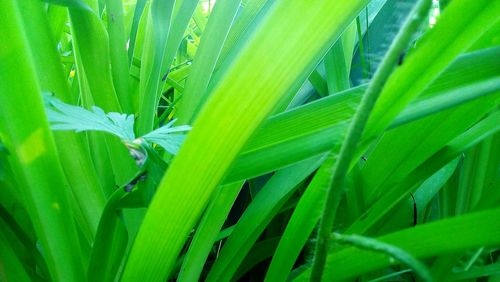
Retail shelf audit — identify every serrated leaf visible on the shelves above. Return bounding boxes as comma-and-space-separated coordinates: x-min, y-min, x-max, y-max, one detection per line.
43, 94, 191, 155
140, 119, 191, 155
44, 93, 135, 140
141, 135, 186, 155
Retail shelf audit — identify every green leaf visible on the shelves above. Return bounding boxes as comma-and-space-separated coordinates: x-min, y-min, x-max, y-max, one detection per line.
265, 153, 338, 282
87, 187, 129, 282
310, 0, 432, 277
67, 0, 139, 187
346, 108, 500, 237
43, 95, 191, 155
361, 93, 499, 208
324, 36, 351, 94
0, 1, 86, 279
176, 0, 242, 124
0, 230, 31, 282
448, 263, 500, 281
216, 0, 272, 68
228, 47, 500, 182
375, 157, 460, 235
294, 208, 500, 281
18, 0, 106, 237
141, 119, 191, 155
364, 0, 500, 141
331, 233, 433, 282
42, 0, 93, 12
44, 93, 136, 140
351, 0, 419, 84
206, 157, 323, 281
127, 0, 147, 65
136, 0, 175, 134
105, 0, 133, 113
234, 237, 281, 280
178, 181, 244, 282
121, 2, 370, 280
473, 133, 500, 211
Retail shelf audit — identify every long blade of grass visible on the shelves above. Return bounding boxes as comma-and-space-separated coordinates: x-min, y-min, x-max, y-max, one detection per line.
0, 1, 85, 279
228, 47, 500, 182
87, 186, 130, 282
17, 0, 106, 238
122, 2, 370, 280
265, 153, 338, 282
331, 233, 433, 282
137, 0, 199, 134
161, 0, 199, 76
448, 263, 500, 281
62, 0, 139, 187
192, 3, 207, 33
473, 133, 500, 211
176, 0, 242, 124
389, 78, 499, 129
46, 4, 68, 43
128, 1, 150, 112
351, 0, 418, 84
0, 199, 50, 279
178, 181, 244, 282
127, 0, 147, 65
216, 0, 273, 68
346, 109, 500, 236
105, 0, 133, 113
308, 69, 329, 97
234, 237, 281, 280
361, 94, 499, 208
295, 208, 500, 281
206, 157, 323, 281
324, 39, 350, 94
0, 230, 31, 282
310, 1, 432, 279
363, 0, 500, 141
136, 0, 175, 135
374, 157, 460, 235
61, 0, 123, 112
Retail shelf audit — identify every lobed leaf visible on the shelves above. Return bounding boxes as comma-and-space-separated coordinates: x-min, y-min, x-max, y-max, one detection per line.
44, 93, 136, 140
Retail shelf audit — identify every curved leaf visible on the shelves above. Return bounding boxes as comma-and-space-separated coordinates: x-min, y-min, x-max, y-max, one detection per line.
295, 208, 500, 281
121, 1, 370, 280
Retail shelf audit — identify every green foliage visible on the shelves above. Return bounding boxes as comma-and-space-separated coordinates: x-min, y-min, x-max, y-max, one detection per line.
0, 142, 6, 180
141, 119, 191, 155
0, 0, 499, 281
44, 93, 136, 140
44, 94, 190, 155
330, 233, 433, 282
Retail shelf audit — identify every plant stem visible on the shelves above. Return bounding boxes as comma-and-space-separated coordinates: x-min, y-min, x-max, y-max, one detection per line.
332, 233, 433, 282
309, 0, 432, 281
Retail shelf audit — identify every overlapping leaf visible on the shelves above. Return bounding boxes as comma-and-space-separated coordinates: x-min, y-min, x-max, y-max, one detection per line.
44, 94, 190, 155
44, 93, 136, 140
